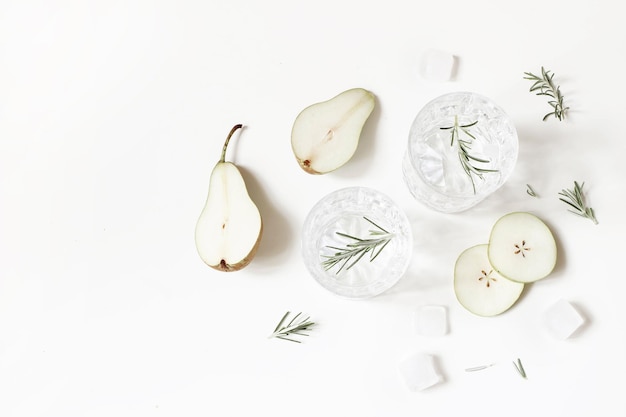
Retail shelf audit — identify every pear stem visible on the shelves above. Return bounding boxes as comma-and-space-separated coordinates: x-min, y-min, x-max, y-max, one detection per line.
220, 124, 243, 163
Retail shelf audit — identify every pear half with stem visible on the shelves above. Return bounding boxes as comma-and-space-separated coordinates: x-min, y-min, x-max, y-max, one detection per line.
291, 88, 375, 174
195, 124, 263, 272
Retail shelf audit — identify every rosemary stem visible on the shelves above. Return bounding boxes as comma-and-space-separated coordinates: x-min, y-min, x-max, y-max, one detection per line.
441, 117, 496, 194
321, 217, 393, 273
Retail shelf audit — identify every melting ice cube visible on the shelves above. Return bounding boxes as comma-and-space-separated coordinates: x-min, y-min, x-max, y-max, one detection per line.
398, 353, 443, 391
543, 299, 585, 340
414, 305, 447, 337
419, 49, 456, 81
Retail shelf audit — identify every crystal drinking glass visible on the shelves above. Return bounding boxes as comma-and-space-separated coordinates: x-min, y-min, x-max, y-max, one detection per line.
301, 186, 413, 299
402, 92, 518, 213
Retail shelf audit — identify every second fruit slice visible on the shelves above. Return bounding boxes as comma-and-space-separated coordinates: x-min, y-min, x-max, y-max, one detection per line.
454, 244, 524, 317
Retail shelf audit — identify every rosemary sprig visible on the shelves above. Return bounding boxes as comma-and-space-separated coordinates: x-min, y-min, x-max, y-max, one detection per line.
524, 67, 569, 121
440, 116, 498, 194
513, 358, 527, 379
269, 311, 315, 343
465, 363, 495, 372
526, 184, 538, 197
558, 181, 598, 224
321, 216, 393, 274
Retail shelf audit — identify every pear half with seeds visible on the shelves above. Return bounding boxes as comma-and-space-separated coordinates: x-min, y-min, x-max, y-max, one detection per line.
195, 124, 263, 272
291, 88, 375, 174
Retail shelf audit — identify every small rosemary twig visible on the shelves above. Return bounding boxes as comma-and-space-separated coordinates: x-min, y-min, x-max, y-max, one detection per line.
269, 311, 315, 343
440, 116, 498, 194
513, 358, 527, 379
526, 184, 538, 197
558, 181, 598, 224
465, 363, 495, 372
524, 67, 569, 121
321, 217, 393, 274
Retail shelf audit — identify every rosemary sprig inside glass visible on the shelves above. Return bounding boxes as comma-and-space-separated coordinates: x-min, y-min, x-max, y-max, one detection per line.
269, 311, 315, 343
440, 116, 498, 194
321, 216, 393, 274
558, 181, 598, 224
524, 67, 569, 121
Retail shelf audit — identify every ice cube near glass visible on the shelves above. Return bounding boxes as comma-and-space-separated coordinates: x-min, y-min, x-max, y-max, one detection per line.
419, 49, 455, 81
398, 353, 443, 391
414, 305, 447, 337
543, 299, 585, 340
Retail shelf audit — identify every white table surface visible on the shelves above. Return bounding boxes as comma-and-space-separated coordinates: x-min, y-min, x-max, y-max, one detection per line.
1, 1, 625, 416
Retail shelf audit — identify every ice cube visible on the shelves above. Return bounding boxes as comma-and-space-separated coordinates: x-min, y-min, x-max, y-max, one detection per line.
414, 305, 447, 337
398, 353, 443, 391
543, 299, 585, 340
419, 49, 456, 82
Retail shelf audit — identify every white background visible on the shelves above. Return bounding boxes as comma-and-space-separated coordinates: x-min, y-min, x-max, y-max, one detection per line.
1, 1, 625, 416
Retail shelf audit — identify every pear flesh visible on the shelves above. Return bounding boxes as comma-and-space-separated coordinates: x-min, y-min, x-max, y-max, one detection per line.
195, 125, 263, 272
291, 88, 375, 174
454, 244, 525, 317
488, 212, 557, 283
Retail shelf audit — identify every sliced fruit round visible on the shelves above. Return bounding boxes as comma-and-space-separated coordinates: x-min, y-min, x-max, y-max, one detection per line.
488, 212, 557, 283
454, 244, 525, 317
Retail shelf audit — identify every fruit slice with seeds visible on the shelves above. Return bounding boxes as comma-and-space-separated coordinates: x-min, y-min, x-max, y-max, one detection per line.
488, 212, 557, 283
454, 244, 525, 317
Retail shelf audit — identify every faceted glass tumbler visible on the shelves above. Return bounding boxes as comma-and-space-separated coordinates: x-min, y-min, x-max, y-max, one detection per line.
402, 92, 518, 213
301, 187, 413, 299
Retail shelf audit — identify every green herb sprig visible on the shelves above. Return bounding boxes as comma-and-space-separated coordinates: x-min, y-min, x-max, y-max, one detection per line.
524, 67, 569, 121
321, 217, 392, 274
513, 358, 527, 379
440, 116, 498, 194
269, 311, 315, 343
465, 363, 495, 372
526, 184, 538, 197
558, 181, 598, 224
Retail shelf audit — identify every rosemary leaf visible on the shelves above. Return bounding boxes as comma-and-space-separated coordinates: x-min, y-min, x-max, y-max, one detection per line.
273, 311, 290, 333
465, 363, 495, 372
524, 66, 569, 121
321, 217, 393, 274
558, 181, 598, 224
513, 358, 527, 379
441, 116, 498, 194
269, 311, 315, 343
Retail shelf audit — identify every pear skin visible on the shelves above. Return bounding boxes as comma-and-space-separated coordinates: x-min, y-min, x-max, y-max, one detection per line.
291, 88, 375, 174
195, 125, 263, 272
